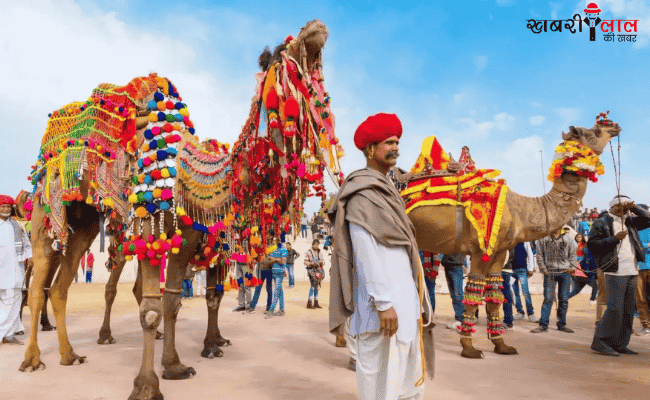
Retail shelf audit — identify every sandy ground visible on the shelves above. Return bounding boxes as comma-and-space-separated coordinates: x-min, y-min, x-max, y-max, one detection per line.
2, 235, 650, 399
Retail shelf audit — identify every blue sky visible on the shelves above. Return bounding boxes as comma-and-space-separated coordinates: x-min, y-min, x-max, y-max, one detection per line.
1, 0, 648, 216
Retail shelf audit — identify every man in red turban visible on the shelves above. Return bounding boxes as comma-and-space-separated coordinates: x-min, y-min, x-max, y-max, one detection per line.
330, 114, 434, 399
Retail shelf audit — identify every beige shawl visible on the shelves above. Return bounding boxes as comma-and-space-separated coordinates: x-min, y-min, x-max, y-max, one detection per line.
328, 167, 434, 379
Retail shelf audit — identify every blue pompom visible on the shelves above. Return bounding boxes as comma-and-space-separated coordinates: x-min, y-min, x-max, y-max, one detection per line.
100, 99, 105, 105
118, 107, 123, 112
157, 150, 167, 161
237, 278, 244, 285
149, 140, 158, 150
220, 231, 226, 238
145, 203, 157, 213
144, 191, 154, 202
159, 201, 170, 211
222, 243, 230, 251
153, 92, 164, 102
188, 127, 195, 135
157, 112, 166, 121
137, 159, 144, 169
144, 175, 153, 185
166, 147, 177, 156
174, 102, 183, 110
104, 152, 111, 157
144, 129, 153, 140
48, 113, 52, 117
84, 141, 89, 146
215, 284, 224, 293
148, 100, 157, 110
174, 113, 184, 122
213, 242, 220, 249
168, 167, 177, 177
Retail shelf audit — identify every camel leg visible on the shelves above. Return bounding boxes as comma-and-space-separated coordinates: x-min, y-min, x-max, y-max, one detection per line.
51, 221, 98, 366
132, 263, 162, 340
485, 273, 517, 355
19, 204, 54, 372
129, 256, 164, 400
459, 274, 485, 359
161, 229, 199, 380
98, 253, 126, 344
41, 259, 58, 331
201, 263, 229, 359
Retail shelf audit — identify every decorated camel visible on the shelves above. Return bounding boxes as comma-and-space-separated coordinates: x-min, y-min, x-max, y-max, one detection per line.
95, 20, 341, 354
20, 20, 341, 400
398, 113, 620, 358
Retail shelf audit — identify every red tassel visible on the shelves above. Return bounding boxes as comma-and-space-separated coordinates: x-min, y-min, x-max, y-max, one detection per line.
285, 96, 300, 119
265, 87, 279, 110
481, 253, 490, 262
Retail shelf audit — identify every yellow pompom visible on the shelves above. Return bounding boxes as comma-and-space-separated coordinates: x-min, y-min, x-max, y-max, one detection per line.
135, 207, 148, 218
172, 248, 180, 254
148, 113, 158, 122
224, 282, 231, 292
152, 242, 161, 251
179, 108, 189, 117
153, 188, 162, 198
138, 174, 145, 184
142, 144, 150, 152
160, 233, 167, 240
103, 198, 114, 208
224, 143, 230, 150
125, 255, 133, 261
175, 229, 182, 235
128, 194, 138, 203
85, 196, 93, 205
161, 168, 170, 178
176, 207, 186, 216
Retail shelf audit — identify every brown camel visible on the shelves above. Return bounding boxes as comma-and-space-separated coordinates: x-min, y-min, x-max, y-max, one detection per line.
406, 121, 621, 358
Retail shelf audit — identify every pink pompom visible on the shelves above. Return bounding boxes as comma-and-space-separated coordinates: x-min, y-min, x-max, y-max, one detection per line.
147, 235, 154, 243
147, 250, 155, 258
163, 242, 171, 251
25, 213, 31, 221
208, 225, 218, 234
151, 126, 161, 136
161, 189, 173, 200
172, 236, 183, 246
215, 222, 225, 230
24, 200, 33, 211
143, 158, 151, 167
135, 239, 147, 248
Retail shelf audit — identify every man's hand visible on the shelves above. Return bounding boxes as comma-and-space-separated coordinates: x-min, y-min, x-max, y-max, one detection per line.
527, 271, 534, 278
615, 231, 628, 240
566, 268, 576, 275
378, 307, 398, 337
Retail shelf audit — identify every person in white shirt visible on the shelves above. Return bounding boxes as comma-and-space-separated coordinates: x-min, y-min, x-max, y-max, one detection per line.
0, 195, 32, 345
589, 195, 650, 356
329, 113, 434, 400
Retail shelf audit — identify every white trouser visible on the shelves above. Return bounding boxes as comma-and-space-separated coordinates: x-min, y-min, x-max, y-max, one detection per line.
194, 270, 206, 296
346, 318, 358, 361
356, 331, 425, 400
0, 288, 24, 338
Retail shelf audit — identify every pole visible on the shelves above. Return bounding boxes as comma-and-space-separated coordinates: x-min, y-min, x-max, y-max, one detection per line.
540, 150, 546, 194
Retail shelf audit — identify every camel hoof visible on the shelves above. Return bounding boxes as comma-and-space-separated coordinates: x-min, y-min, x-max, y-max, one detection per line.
492, 338, 518, 355
41, 324, 56, 331
129, 372, 163, 400
216, 337, 231, 347
97, 335, 116, 345
19, 358, 46, 372
335, 336, 347, 348
201, 345, 224, 359
60, 352, 86, 366
461, 348, 485, 359
162, 364, 196, 380
155, 331, 164, 340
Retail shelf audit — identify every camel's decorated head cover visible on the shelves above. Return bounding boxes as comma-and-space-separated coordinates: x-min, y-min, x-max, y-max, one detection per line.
0, 195, 15, 206
354, 113, 402, 150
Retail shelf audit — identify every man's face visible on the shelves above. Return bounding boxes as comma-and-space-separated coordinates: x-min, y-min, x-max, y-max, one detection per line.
312, 243, 319, 251
610, 204, 626, 217
0, 204, 12, 219
370, 136, 400, 168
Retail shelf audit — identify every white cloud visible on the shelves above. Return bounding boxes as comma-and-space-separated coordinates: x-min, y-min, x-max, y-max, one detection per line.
454, 93, 464, 104
474, 55, 488, 72
494, 112, 515, 130
553, 107, 582, 127
529, 115, 546, 126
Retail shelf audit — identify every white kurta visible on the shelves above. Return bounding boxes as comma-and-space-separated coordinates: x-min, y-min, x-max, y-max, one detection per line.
349, 222, 424, 400
606, 212, 638, 276
0, 218, 30, 339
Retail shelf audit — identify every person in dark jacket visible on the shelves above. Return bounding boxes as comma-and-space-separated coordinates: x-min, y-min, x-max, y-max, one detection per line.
589, 195, 650, 356
568, 243, 598, 302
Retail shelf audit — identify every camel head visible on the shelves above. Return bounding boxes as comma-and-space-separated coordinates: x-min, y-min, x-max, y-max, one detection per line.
295, 19, 328, 58
561, 121, 621, 155
14, 190, 32, 220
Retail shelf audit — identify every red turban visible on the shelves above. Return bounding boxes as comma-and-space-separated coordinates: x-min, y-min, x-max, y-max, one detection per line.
354, 113, 402, 150
0, 195, 15, 206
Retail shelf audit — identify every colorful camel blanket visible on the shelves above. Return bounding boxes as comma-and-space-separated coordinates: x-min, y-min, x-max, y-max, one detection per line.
402, 136, 508, 260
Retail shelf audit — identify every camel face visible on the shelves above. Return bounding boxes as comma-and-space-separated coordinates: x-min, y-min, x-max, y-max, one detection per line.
298, 19, 328, 56
562, 123, 620, 155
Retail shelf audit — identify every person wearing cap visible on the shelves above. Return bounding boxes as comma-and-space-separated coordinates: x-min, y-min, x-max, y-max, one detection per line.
634, 205, 650, 336
329, 113, 434, 399
589, 195, 650, 355
0, 195, 32, 345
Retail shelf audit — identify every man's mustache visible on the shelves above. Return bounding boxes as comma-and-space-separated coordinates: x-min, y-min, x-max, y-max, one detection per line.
386, 151, 400, 158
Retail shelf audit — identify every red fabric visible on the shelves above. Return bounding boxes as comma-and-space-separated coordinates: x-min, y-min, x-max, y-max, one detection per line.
87, 252, 94, 266
0, 195, 15, 206
353, 113, 402, 150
